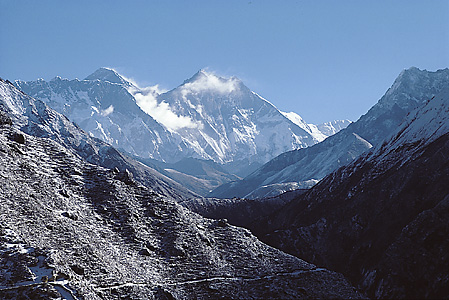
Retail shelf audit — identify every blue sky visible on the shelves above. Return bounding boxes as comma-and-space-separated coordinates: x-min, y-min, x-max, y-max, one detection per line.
1, 0, 448, 124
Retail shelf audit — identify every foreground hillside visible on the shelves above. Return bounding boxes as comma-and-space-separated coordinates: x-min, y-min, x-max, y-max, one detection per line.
0, 79, 362, 298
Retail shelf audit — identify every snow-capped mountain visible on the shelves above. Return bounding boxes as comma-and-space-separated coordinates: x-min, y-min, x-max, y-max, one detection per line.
282, 111, 351, 142
211, 67, 449, 198
15, 69, 183, 162
0, 77, 362, 299
154, 69, 321, 165
252, 79, 449, 299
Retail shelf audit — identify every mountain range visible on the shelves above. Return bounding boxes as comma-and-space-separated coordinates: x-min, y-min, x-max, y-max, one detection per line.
179, 67, 449, 298
3, 65, 449, 299
15, 69, 349, 194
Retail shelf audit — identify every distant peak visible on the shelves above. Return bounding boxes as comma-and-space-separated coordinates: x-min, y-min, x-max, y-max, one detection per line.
84, 67, 133, 87
184, 69, 241, 85
179, 69, 244, 95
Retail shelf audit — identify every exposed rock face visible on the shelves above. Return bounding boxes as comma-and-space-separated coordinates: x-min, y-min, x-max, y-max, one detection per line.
252, 85, 449, 298
0, 79, 363, 298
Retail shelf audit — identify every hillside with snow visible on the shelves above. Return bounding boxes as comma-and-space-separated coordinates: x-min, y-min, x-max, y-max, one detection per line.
0, 78, 362, 299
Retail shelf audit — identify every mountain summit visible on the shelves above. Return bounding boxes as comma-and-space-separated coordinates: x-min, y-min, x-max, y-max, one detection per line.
14, 68, 350, 193
255, 77, 449, 299
0, 78, 362, 299
84, 67, 134, 87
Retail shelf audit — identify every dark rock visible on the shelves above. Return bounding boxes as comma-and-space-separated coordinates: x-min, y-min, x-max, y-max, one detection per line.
139, 248, 151, 256
10, 132, 25, 144
61, 211, 78, 221
115, 169, 135, 185
154, 286, 176, 300
70, 264, 85, 276
216, 218, 228, 227
0, 108, 12, 126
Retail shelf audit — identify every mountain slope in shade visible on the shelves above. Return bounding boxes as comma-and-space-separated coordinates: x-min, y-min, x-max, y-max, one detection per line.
211, 67, 449, 199
0, 78, 362, 299
253, 84, 449, 298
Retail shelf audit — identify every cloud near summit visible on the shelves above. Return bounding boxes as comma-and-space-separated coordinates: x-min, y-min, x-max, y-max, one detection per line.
182, 71, 241, 95
130, 86, 202, 131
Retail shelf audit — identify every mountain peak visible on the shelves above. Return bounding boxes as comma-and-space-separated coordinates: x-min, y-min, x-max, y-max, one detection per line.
180, 69, 244, 95
84, 67, 133, 87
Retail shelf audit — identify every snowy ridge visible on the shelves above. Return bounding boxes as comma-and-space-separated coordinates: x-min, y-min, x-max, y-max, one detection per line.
250, 74, 449, 299
158, 70, 319, 166
282, 111, 351, 142
371, 85, 449, 162
15, 72, 182, 162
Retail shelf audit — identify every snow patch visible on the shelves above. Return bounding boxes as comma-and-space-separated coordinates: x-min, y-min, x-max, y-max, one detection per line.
101, 105, 114, 116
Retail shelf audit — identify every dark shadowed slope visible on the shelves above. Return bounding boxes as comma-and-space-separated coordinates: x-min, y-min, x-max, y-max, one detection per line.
254, 85, 449, 299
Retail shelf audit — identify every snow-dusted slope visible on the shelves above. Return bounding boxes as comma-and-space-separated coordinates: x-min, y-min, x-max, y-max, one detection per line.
0, 77, 363, 300
372, 85, 449, 156
211, 67, 449, 199
282, 111, 351, 142
316, 120, 352, 137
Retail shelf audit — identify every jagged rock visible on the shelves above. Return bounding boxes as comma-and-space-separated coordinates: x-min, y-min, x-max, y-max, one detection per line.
138, 248, 151, 256
114, 169, 135, 185
9, 132, 25, 144
70, 264, 85, 276
61, 211, 78, 221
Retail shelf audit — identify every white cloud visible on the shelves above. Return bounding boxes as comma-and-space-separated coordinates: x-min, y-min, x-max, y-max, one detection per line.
101, 105, 114, 116
130, 86, 202, 131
